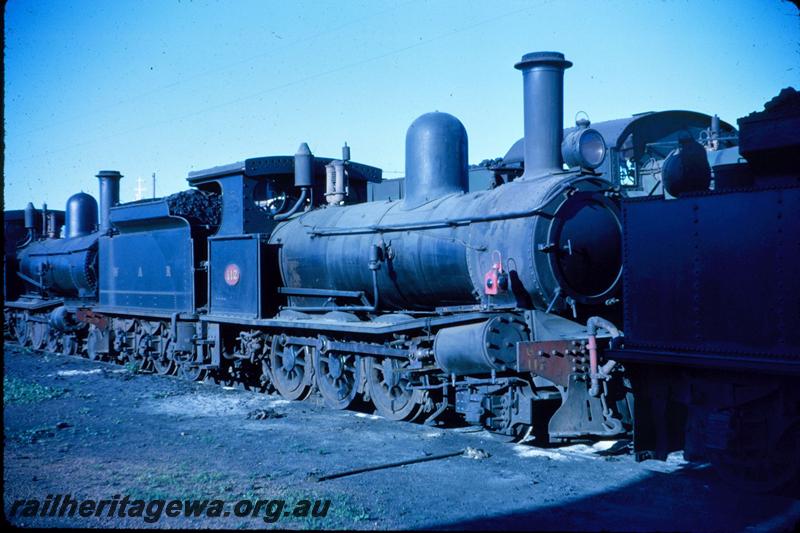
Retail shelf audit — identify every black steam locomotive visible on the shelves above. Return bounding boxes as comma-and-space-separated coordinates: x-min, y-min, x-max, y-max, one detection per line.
5, 51, 798, 490
609, 87, 800, 491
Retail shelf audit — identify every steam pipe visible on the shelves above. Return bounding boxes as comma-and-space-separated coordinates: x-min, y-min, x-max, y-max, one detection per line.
586, 316, 621, 397
17, 270, 46, 289
273, 187, 309, 221
306, 181, 586, 236
587, 316, 620, 338
514, 51, 573, 179
17, 230, 34, 249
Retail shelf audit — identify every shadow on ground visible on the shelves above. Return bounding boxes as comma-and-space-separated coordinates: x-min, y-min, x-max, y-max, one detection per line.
426, 463, 800, 531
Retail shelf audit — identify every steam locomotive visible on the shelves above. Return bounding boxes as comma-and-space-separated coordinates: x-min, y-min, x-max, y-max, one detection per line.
5, 51, 798, 490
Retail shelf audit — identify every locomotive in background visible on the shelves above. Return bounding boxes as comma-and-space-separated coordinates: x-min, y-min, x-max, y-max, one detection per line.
609, 87, 800, 491
4, 51, 798, 490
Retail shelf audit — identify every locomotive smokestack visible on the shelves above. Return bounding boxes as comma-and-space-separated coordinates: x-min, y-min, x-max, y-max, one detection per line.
515, 51, 572, 178
96, 170, 122, 234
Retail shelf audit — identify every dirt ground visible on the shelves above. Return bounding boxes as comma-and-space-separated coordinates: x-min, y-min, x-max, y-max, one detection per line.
3, 343, 800, 531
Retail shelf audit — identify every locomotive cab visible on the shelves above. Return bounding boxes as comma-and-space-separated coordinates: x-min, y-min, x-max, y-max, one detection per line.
187, 154, 382, 320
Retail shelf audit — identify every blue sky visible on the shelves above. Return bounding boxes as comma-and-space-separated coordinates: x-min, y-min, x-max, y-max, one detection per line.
4, 0, 798, 210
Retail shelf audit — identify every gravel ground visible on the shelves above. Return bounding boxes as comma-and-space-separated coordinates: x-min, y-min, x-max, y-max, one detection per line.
4, 343, 800, 530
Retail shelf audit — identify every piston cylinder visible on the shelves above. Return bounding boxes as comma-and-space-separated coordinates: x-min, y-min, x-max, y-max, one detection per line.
433, 315, 528, 375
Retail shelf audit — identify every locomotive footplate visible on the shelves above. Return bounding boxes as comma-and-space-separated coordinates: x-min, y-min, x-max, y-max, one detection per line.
517, 339, 627, 439
5, 298, 65, 311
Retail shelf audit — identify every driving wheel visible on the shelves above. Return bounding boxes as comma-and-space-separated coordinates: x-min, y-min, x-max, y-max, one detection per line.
365, 357, 426, 421
269, 336, 314, 401
314, 350, 362, 409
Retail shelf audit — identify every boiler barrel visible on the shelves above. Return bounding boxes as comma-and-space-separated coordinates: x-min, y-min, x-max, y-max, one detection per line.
271, 173, 622, 313
18, 233, 99, 298
274, 194, 475, 310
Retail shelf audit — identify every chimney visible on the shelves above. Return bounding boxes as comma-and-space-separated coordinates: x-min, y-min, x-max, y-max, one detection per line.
514, 51, 572, 179
96, 170, 122, 234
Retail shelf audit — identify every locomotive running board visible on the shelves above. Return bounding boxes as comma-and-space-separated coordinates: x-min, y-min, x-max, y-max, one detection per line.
198, 311, 496, 336
5, 298, 64, 311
